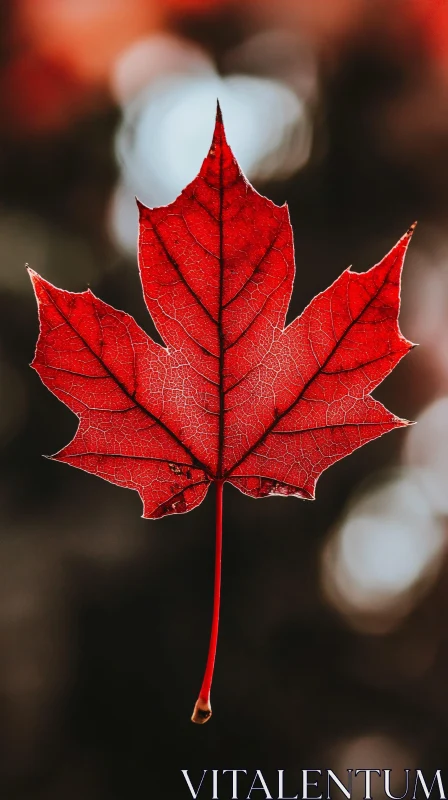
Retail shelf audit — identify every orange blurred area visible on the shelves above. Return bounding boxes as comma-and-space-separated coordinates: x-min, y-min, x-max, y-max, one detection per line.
407, 0, 448, 60
17, 0, 162, 84
247, 0, 368, 49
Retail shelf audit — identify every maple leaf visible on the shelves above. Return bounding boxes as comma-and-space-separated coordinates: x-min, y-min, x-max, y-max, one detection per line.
30, 105, 415, 724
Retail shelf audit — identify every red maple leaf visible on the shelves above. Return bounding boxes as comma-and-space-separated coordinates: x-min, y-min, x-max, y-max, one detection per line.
30, 105, 415, 723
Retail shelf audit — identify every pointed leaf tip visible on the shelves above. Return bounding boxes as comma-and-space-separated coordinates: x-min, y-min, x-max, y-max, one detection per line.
136, 197, 151, 220
208, 100, 228, 153
28, 267, 41, 290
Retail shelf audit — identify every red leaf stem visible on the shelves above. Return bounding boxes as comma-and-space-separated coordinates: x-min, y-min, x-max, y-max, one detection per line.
191, 480, 223, 724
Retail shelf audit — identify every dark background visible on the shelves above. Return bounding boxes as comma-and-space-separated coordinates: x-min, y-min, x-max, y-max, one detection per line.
1, 1, 448, 797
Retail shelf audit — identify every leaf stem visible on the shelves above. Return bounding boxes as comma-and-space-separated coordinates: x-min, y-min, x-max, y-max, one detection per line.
191, 480, 223, 724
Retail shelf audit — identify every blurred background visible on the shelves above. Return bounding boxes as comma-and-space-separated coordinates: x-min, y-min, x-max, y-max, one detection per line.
1, 0, 448, 797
